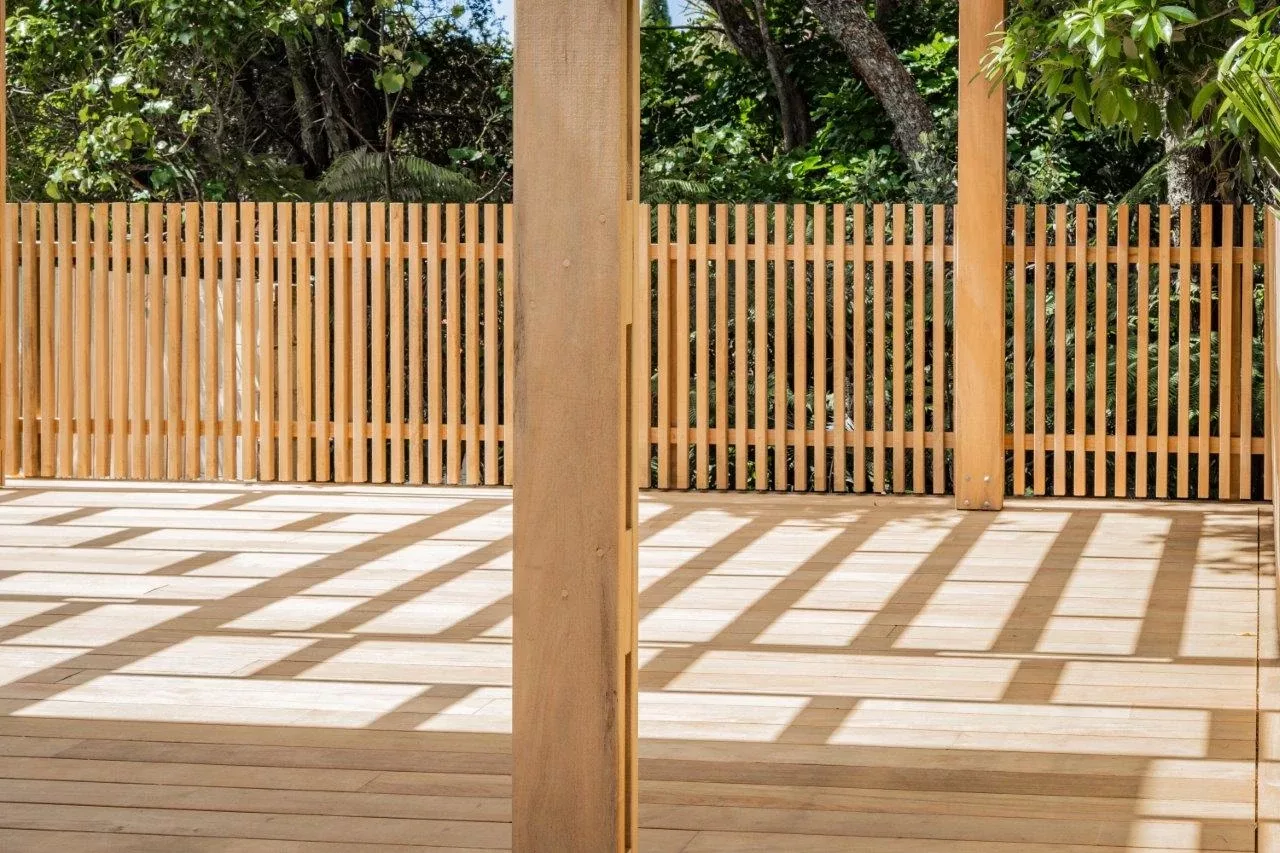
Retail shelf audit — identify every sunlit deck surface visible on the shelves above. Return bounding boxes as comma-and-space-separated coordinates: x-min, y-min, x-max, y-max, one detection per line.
0, 480, 1274, 852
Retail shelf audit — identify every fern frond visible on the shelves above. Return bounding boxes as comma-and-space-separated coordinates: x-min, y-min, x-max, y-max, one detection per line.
319, 149, 480, 202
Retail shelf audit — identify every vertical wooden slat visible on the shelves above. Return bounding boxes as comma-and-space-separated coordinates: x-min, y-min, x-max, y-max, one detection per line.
502, 202, 515, 485
464, 203, 481, 485
910, 205, 925, 494
2, 204, 17, 477
1135, 207, 1151, 497
351, 203, 368, 483
1114, 205, 1129, 497
426, 204, 443, 484
636, 203, 652, 490
332, 204, 350, 483
813, 205, 828, 492
73, 205, 90, 478
407, 204, 424, 485
733, 204, 748, 491
675, 205, 691, 489
370, 203, 387, 484
1197, 205, 1212, 498
296, 204, 313, 482
18, 205, 35, 476
792, 204, 807, 493
853, 205, 867, 493
1012, 204, 1026, 496
714, 205, 729, 490
107, 202, 126, 478
772, 203, 787, 491
891, 205, 906, 493
1052, 205, 1067, 495
1177, 205, 1193, 497
752, 204, 767, 491
238, 202, 256, 480
90, 205, 108, 479
872, 205, 887, 492
445, 204, 462, 484
275, 203, 294, 481
388, 204, 405, 483
179, 203, 197, 478
124, 203, 143, 477
832, 204, 848, 492
695, 203, 710, 490
1156, 206, 1172, 498
1218, 206, 1235, 499
37, 204, 53, 477
931, 205, 946, 494
56, 205, 74, 475
483, 204, 499, 485
1032, 205, 1047, 495
1093, 204, 1108, 496
656, 205, 671, 489
1072, 204, 1087, 496
220, 204, 236, 480
253, 204, 273, 481
201, 203, 218, 480
1240, 206, 1255, 499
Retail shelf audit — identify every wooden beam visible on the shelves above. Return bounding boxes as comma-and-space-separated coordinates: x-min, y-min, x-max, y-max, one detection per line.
511, 0, 639, 850
955, 0, 1006, 510
1, 0, 7, 489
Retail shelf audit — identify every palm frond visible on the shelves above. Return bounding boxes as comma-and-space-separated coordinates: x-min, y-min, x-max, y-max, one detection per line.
319, 149, 480, 203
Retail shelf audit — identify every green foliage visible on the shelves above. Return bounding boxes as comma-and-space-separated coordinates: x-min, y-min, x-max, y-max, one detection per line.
1218, 7, 1280, 187
317, 148, 480, 201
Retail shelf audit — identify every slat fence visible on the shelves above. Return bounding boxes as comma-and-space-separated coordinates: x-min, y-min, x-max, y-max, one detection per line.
1, 202, 1270, 501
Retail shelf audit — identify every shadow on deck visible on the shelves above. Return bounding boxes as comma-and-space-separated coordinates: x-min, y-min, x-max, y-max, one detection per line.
0, 481, 1271, 852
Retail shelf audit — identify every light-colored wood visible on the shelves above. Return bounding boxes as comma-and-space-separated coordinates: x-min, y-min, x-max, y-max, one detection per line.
1219, 206, 1235, 500
695, 203, 709, 491
715, 205, 729, 490
464, 204, 480, 486
503, 203, 516, 487
814, 205, 828, 492
238, 202, 257, 481
772, 204, 786, 492
0, 481, 1268, 852
1135, 206, 1150, 497
407, 204, 423, 485
369, 203, 387, 485
852, 205, 867, 494
108, 203, 127, 478
1073, 204, 1087, 497
792, 204, 807, 493
1114, 205, 1129, 497
1012, 204, 1026, 496
733, 204, 748, 491
832, 204, 847, 493
484, 204, 499, 486
931, 205, 946, 494
90, 205, 108, 479
201, 204, 218, 481
752, 205, 767, 492
1032, 205, 1047, 495
276, 203, 294, 482
2, 205, 16, 480
1093, 204, 1108, 495
426, 204, 443, 485
1239, 207, 1254, 500
1198, 206, 1212, 497
954, 0, 1006, 510
656, 206, 672, 489
910, 205, 924, 494
872, 205, 886, 492
445, 204, 461, 486
332, 204, 349, 484
512, 0, 639, 844
1177, 205, 1192, 497
676, 205, 691, 490
36, 204, 53, 478
891, 205, 906, 492
125, 204, 143, 478
296, 204, 313, 483
1157, 206, 1173, 498
220, 204, 237, 481
258, 203, 276, 483
388, 204, 405, 485
350, 203, 367, 484
72, 206, 90, 478
55, 205, 73, 476
1052, 205, 1067, 495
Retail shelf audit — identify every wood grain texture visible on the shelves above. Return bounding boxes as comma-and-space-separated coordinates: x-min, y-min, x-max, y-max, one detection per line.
512, 0, 639, 847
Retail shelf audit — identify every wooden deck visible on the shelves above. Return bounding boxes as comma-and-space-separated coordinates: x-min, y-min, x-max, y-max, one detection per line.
0, 480, 1273, 852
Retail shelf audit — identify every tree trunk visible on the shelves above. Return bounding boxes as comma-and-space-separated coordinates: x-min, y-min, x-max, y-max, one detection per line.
805, 0, 934, 162
1164, 130, 1213, 205
284, 35, 328, 173
707, 0, 814, 151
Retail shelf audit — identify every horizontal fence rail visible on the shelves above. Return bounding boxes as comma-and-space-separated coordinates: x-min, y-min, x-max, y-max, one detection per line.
1, 202, 1271, 500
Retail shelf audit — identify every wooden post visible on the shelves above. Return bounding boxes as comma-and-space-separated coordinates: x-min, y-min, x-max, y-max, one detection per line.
1, 0, 7, 489
955, 0, 1006, 510
512, 0, 639, 850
